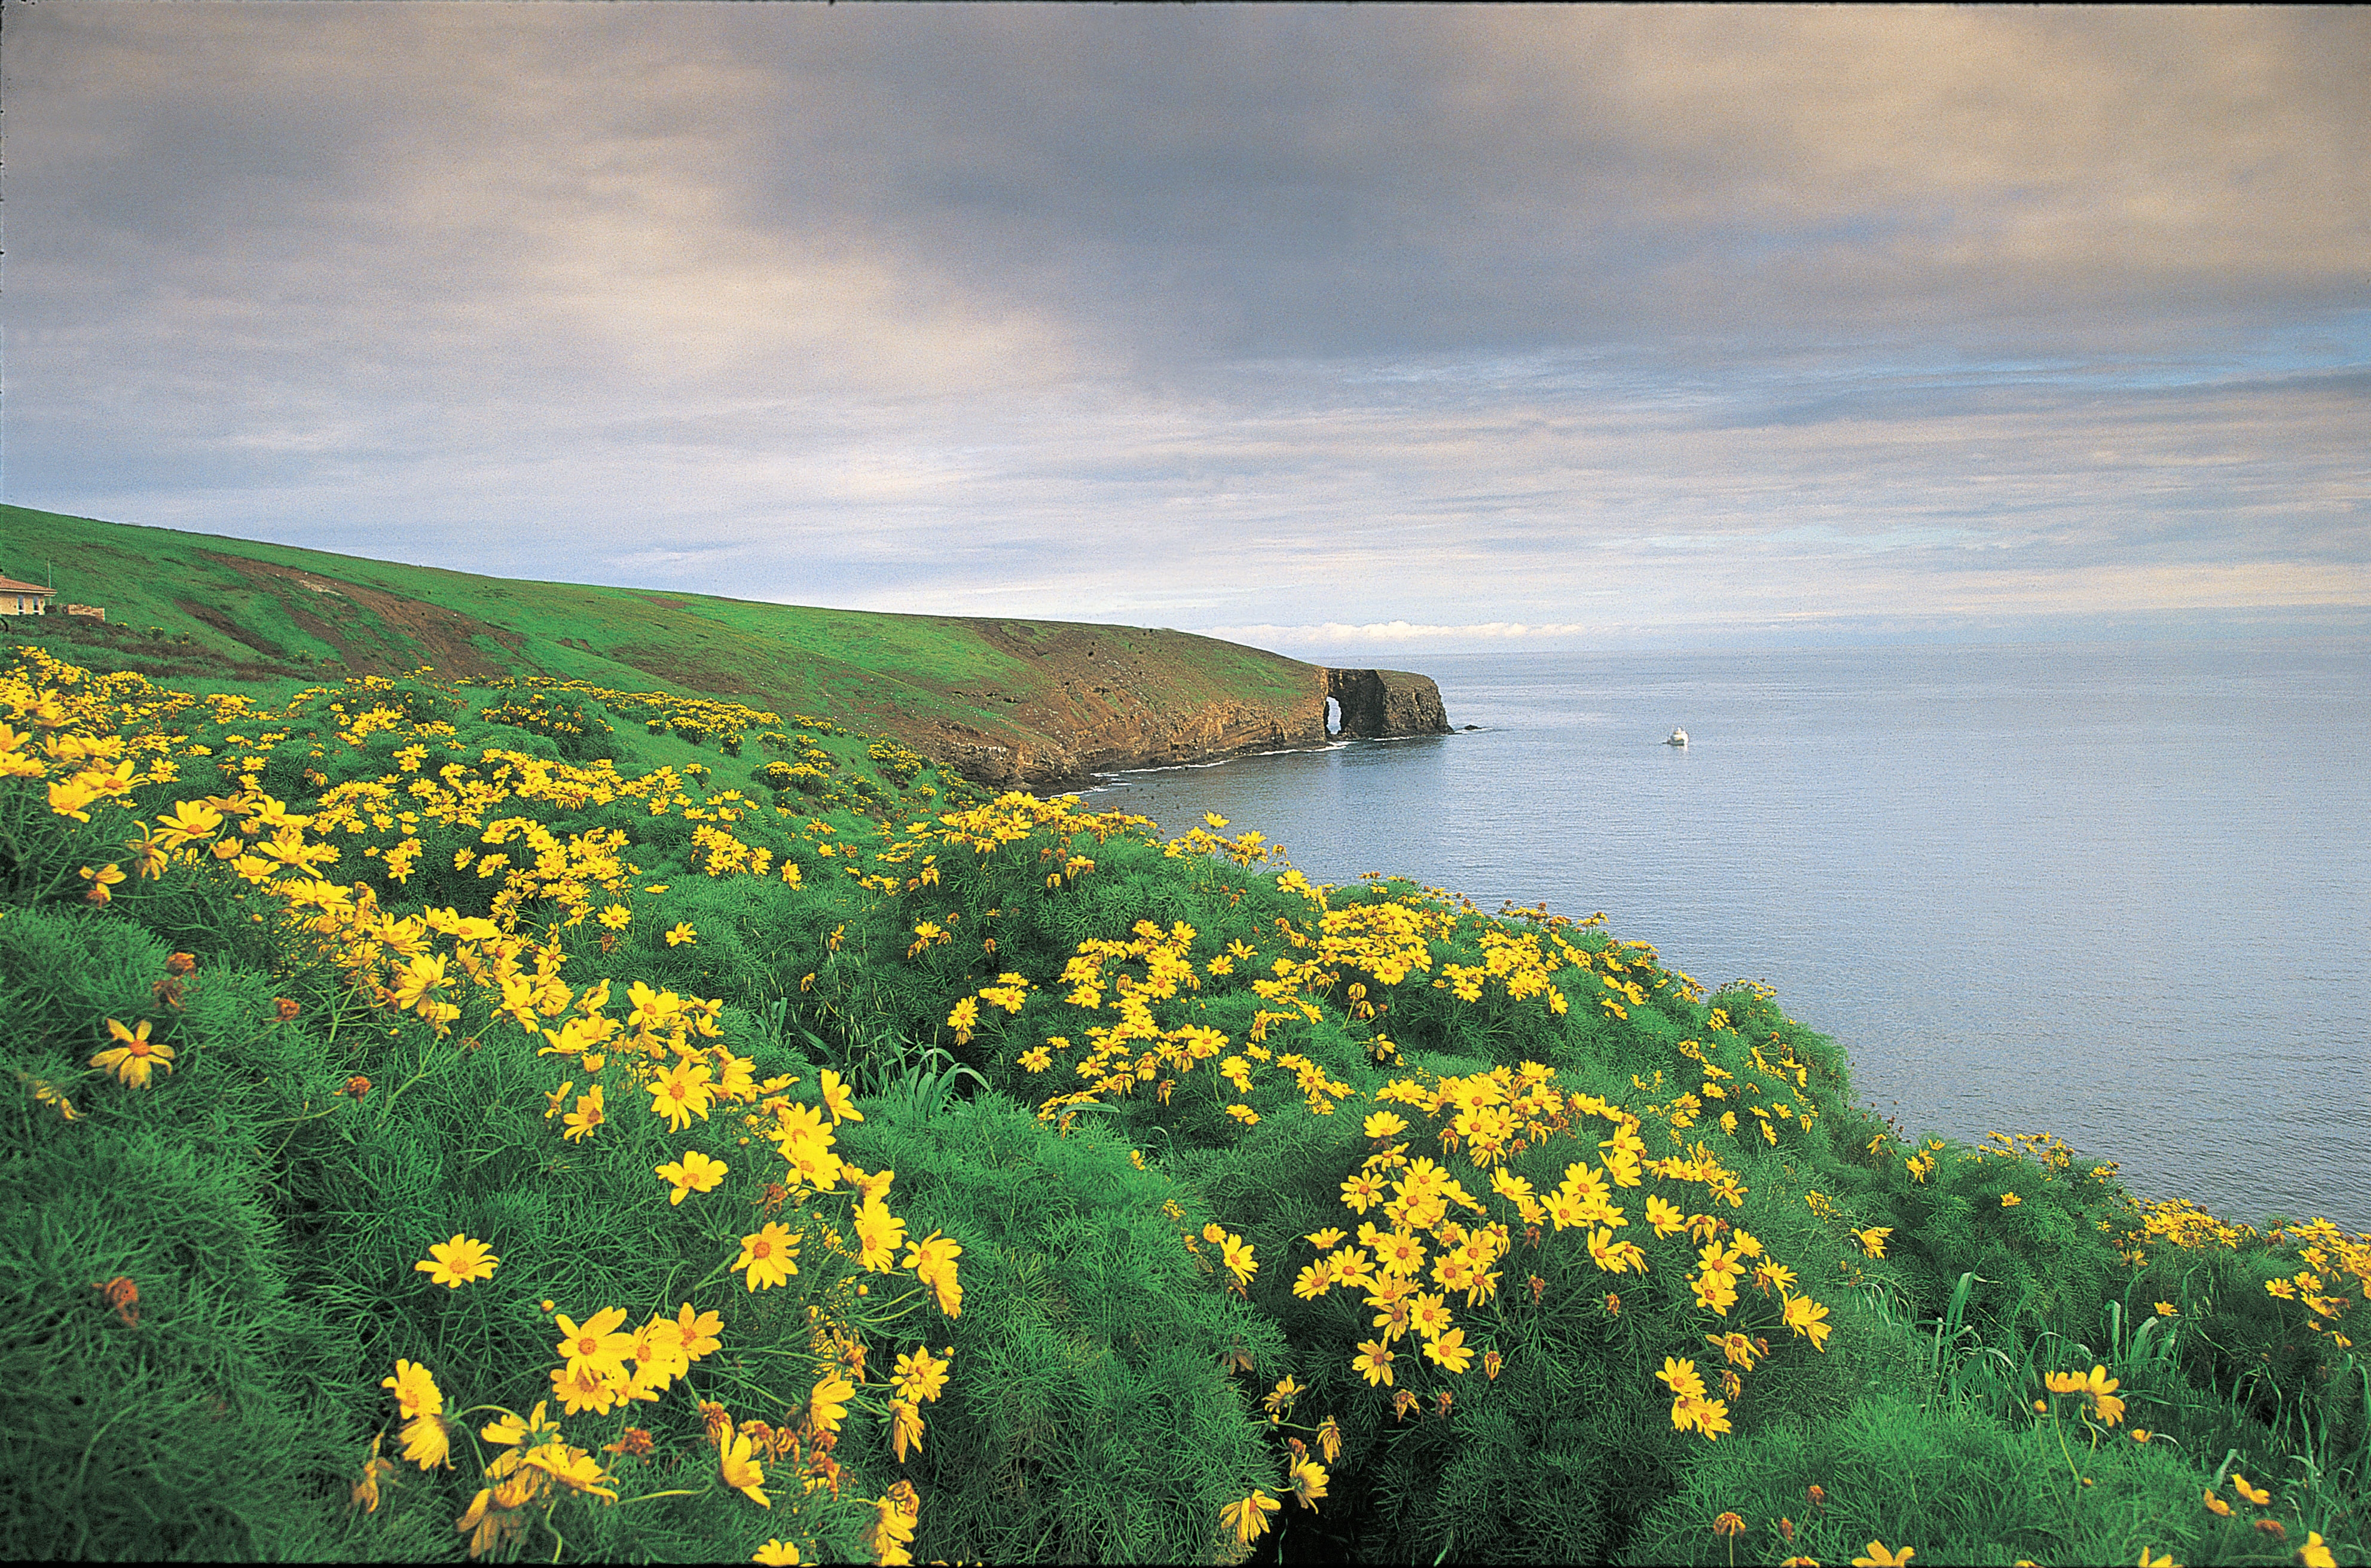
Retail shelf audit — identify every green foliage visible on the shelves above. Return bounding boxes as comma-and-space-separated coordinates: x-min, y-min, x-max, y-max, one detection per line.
0, 906, 421, 1560
841, 1099, 1279, 1563
478, 692, 616, 763
5, 642, 2365, 1565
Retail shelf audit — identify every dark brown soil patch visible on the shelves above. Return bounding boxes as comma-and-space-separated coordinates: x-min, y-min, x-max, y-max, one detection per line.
176, 600, 290, 661
198, 553, 535, 678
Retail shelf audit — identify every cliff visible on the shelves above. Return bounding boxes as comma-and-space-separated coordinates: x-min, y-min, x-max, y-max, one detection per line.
1322, 666, 1453, 742
909, 628, 1455, 789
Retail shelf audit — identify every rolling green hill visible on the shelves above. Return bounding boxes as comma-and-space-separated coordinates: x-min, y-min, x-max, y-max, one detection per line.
0, 503, 1336, 785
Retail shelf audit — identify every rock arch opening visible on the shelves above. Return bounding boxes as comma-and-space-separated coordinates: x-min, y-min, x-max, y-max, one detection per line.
1318, 667, 1453, 741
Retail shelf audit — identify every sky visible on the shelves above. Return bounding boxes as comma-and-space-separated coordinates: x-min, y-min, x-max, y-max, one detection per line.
5, 2, 2366, 658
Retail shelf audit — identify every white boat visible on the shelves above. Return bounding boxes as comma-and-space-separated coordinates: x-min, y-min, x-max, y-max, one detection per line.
1666, 728, 1688, 747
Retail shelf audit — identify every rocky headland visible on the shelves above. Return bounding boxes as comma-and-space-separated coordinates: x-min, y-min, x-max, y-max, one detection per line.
910, 621, 1453, 788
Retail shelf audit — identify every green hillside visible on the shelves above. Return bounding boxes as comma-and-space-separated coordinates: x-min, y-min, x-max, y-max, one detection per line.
4, 640, 2363, 1565
0, 503, 1319, 781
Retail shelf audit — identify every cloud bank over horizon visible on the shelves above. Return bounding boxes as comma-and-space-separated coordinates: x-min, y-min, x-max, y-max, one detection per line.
5, 2, 2364, 656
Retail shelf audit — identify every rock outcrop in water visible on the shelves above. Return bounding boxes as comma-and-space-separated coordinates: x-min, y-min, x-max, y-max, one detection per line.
1322, 666, 1453, 741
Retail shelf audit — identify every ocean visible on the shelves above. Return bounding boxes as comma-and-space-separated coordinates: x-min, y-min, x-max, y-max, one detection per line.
1076, 637, 2371, 1233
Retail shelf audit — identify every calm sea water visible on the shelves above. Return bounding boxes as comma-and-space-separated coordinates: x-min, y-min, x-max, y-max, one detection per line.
1077, 638, 2371, 1232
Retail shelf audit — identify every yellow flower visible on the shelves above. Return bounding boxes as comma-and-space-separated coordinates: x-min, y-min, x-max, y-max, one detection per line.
562, 1084, 606, 1141
1353, 1339, 1395, 1387
647, 1057, 716, 1133
154, 799, 225, 849
2230, 1473, 2270, 1506
737, 1222, 800, 1291
48, 775, 101, 821
655, 1149, 729, 1205
902, 1230, 963, 1317
665, 922, 697, 946
550, 1361, 625, 1417
890, 1397, 924, 1462
719, 1428, 770, 1508
893, 1345, 952, 1404
2204, 1490, 2233, 1517
1316, 1416, 1343, 1463
1853, 1226, 1892, 1259
818, 1068, 864, 1125
2001, 1192, 2024, 1208
415, 1233, 499, 1288
1853, 1543, 1915, 1567
382, 1359, 444, 1420
1288, 1456, 1329, 1509
399, 1411, 453, 1471
2299, 1531, 2335, 1568
1221, 1490, 1281, 1549
388, 953, 451, 1017
481, 1399, 551, 1448
867, 1486, 921, 1566
674, 1301, 725, 1361
1220, 1232, 1258, 1289
1692, 1267, 1740, 1316
854, 1197, 909, 1272
1783, 1292, 1834, 1352
1263, 1376, 1303, 1422
90, 1017, 175, 1088
349, 1431, 398, 1514
1706, 1331, 1758, 1370
1425, 1326, 1474, 1374
803, 1373, 855, 1439
554, 1307, 634, 1380
1657, 1357, 1707, 1402
1364, 1110, 1409, 1139
2058, 1364, 2125, 1425
626, 1316, 688, 1388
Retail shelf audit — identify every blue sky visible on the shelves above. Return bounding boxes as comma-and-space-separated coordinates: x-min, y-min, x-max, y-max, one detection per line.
5, 3, 2364, 656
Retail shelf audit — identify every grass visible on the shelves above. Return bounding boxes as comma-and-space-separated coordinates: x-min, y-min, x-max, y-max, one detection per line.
2, 637, 2364, 1565
0, 503, 1325, 784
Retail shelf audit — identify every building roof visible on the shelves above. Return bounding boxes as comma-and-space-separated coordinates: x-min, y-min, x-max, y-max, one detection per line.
0, 576, 53, 595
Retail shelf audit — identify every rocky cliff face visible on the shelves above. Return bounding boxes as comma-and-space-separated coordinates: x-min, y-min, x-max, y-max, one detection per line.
925, 684, 1330, 788
1322, 667, 1453, 740
912, 647, 1453, 789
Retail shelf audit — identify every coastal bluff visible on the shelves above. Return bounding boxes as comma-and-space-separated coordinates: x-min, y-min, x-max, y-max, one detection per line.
914, 621, 1453, 789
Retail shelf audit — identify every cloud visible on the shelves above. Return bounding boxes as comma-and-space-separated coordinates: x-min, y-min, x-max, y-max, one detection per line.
3, 2, 2363, 647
